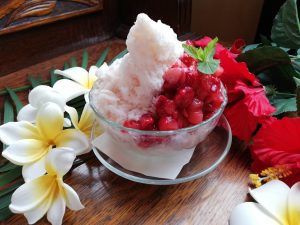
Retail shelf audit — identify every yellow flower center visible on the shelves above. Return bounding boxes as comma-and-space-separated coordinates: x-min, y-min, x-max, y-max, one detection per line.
250, 166, 293, 188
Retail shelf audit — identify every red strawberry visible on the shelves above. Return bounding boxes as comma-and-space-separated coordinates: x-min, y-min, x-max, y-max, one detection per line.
123, 120, 141, 129
187, 111, 203, 125
155, 95, 177, 117
139, 114, 155, 130
174, 86, 194, 108
158, 116, 179, 131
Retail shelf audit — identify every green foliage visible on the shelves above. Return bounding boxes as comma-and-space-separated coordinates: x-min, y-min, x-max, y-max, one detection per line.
28, 76, 41, 88
50, 68, 58, 87
237, 46, 299, 93
270, 97, 297, 115
271, 0, 300, 49
5, 88, 23, 113
82, 49, 89, 70
70, 56, 77, 67
96, 47, 109, 67
182, 37, 220, 74
108, 49, 128, 65
297, 86, 300, 116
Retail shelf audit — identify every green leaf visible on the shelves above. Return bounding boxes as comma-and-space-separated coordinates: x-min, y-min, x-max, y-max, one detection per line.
28, 76, 41, 88
109, 49, 128, 65
0, 193, 11, 210
0, 166, 22, 187
82, 49, 88, 70
5, 88, 23, 113
50, 68, 58, 87
297, 86, 300, 116
0, 182, 22, 198
270, 97, 297, 115
3, 100, 14, 150
0, 162, 18, 172
237, 46, 299, 92
271, 0, 300, 49
0, 206, 12, 221
260, 34, 272, 46
96, 47, 110, 67
294, 77, 300, 86
182, 44, 200, 59
64, 62, 70, 70
70, 56, 77, 67
197, 59, 220, 74
204, 37, 218, 59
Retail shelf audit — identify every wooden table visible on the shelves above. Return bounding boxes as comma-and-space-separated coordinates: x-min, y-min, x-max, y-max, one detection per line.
1, 39, 251, 225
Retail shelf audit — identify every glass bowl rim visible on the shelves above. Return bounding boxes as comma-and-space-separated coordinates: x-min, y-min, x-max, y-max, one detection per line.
91, 114, 232, 185
89, 82, 227, 135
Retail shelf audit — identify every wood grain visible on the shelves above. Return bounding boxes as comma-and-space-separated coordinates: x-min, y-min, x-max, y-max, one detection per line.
0, 0, 103, 36
1, 40, 251, 225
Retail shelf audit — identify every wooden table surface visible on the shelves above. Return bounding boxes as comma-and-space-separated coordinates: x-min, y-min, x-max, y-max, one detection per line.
1, 39, 252, 225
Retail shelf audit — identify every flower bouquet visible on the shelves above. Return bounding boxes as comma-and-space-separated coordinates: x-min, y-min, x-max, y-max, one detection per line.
0, 0, 300, 224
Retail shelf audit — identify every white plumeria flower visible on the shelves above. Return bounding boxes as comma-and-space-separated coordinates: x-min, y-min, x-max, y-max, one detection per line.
17, 85, 71, 127
10, 148, 84, 225
53, 66, 98, 102
65, 103, 103, 139
0, 102, 89, 181
230, 180, 300, 225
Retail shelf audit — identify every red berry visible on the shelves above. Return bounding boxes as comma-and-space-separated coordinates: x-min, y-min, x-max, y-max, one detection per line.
123, 120, 141, 129
214, 66, 224, 77
163, 67, 186, 90
171, 59, 187, 68
155, 95, 177, 117
187, 111, 203, 125
174, 86, 194, 108
180, 53, 197, 67
158, 116, 179, 131
187, 98, 203, 113
186, 70, 201, 90
139, 114, 155, 130
177, 112, 190, 128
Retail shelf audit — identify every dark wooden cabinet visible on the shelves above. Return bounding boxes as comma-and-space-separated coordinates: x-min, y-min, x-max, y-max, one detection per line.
0, 0, 192, 76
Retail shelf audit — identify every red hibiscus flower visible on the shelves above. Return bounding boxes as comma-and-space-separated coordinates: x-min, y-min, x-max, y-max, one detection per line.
217, 48, 275, 141
251, 117, 300, 186
230, 39, 246, 54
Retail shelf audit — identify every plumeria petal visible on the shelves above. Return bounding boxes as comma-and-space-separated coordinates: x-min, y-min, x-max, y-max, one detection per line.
84, 92, 90, 103
29, 85, 65, 111
55, 129, 90, 155
10, 176, 56, 213
36, 102, 64, 141
53, 79, 88, 102
230, 202, 280, 225
23, 193, 55, 225
64, 118, 72, 128
78, 104, 97, 137
88, 66, 98, 88
47, 193, 66, 225
22, 155, 47, 182
62, 183, 84, 210
287, 182, 300, 224
17, 105, 37, 123
65, 106, 79, 129
54, 68, 89, 87
2, 139, 47, 165
45, 148, 76, 177
0, 121, 39, 145
249, 180, 290, 225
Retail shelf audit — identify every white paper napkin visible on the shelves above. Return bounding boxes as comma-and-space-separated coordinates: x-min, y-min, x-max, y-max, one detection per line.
92, 133, 195, 179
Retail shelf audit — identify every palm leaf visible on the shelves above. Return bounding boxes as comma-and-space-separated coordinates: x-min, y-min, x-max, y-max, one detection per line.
28, 75, 41, 88
108, 49, 128, 65
0, 167, 22, 187
96, 47, 109, 67
70, 56, 77, 67
5, 88, 23, 113
82, 49, 88, 70
64, 62, 70, 70
50, 68, 58, 87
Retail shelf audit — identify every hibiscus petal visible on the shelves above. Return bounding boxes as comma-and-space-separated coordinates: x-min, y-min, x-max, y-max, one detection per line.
36, 102, 64, 141
2, 139, 48, 165
287, 182, 300, 224
22, 155, 47, 182
53, 79, 88, 102
224, 100, 258, 141
47, 193, 66, 225
230, 202, 280, 225
62, 183, 84, 210
249, 180, 290, 224
28, 85, 65, 111
10, 176, 55, 213
55, 129, 90, 155
54, 67, 89, 87
0, 121, 39, 145
17, 105, 37, 123
45, 148, 76, 177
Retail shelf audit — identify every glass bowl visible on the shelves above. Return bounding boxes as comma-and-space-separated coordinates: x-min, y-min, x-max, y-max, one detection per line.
91, 115, 232, 185
89, 84, 227, 153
